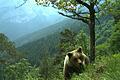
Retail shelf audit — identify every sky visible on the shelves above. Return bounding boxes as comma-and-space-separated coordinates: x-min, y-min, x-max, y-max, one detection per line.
0, 0, 64, 40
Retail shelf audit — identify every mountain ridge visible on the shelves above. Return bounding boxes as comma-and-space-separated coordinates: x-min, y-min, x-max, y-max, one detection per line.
15, 18, 88, 47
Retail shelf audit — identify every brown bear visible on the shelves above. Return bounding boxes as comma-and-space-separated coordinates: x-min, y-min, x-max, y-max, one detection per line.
63, 47, 89, 80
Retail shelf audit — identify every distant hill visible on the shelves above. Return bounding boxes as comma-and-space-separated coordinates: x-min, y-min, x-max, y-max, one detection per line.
17, 18, 88, 65
15, 18, 88, 47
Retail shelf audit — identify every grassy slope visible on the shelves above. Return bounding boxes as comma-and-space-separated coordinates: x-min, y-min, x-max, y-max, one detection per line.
70, 53, 120, 80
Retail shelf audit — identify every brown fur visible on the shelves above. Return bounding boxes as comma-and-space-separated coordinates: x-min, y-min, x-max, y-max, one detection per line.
63, 47, 89, 80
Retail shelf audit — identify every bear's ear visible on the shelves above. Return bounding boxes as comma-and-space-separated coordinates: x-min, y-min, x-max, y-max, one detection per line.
77, 47, 82, 53
67, 53, 73, 58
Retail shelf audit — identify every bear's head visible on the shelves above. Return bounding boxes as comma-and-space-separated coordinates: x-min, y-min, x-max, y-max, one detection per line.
66, 47, 88, 72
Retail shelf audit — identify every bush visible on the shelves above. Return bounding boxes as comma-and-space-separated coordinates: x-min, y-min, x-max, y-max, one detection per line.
4, 59, 41, 80
96, 43, 110, 56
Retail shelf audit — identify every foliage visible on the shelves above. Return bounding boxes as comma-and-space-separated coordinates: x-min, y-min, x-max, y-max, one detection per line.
38, 50, 63, 80
108, 21, 120, 53
0, 33, 23, 80
58, 29, 89, 55
59, 29, 77, 53
101, 0, 120, 22
4, 59, 41, 80
4, 56, 63, 80
96, 43, 109, 56
75, 30, 89, 54
95, 19, 114, 45
35, 0, 101, 20
96, 20, 120, 55
0, 33, 16, 55
0, 33, 23, 64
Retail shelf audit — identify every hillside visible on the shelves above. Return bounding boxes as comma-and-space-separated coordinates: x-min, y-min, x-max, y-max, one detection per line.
15, 18, 88, 47
17, 18, 88, 64
17, 15, 114, 65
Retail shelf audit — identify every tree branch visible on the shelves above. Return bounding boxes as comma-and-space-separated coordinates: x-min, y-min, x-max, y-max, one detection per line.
95, 17, 101, 25
76, 0, 90, 10
15, 0, 27, 9
78, 12, 90, 14
65, 9, 90, 19
58, 12, 89, 24
95, 4, 101, 13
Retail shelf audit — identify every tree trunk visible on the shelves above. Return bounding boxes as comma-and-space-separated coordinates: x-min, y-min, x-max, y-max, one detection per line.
89, 4, 95, 63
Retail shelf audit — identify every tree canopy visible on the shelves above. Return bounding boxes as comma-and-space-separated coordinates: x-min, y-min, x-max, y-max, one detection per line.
101, 0, 120, 22
35, 0, 101, 24
0, 33, 17, 64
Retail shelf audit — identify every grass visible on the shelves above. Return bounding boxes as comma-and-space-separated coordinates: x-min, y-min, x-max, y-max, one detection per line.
4, 53, 120, 80
70, 53, 120, 80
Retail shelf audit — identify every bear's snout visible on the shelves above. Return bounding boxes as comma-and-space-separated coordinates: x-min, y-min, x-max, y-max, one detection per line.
79, 63, 82, 65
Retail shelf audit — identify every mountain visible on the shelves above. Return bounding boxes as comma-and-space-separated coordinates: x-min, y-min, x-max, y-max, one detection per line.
0, 0, 64, 40
15, 18, 88, 47
17, 18, 88, 65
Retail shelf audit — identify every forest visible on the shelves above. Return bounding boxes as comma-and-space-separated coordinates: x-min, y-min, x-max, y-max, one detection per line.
0, 0, 120, 80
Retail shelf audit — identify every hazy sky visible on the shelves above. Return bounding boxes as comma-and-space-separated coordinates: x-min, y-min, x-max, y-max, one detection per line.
0, 0, 60, 23
0, 0, 64, 40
